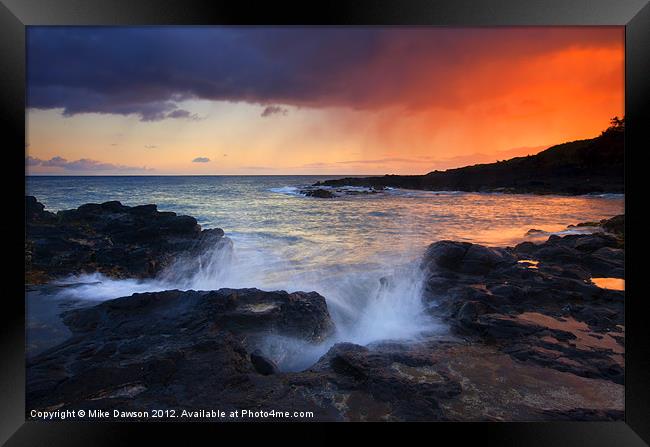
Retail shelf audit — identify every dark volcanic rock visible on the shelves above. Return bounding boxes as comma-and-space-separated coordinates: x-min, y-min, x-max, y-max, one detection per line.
25, 196, 225, 284
601, 214, 624, 237
514, 232, 623, 277
571, 214, 624, 242
421, 229, 625, 386
25, 210, 625, 421
302, 188, 336, 199
423, 241, 516, 275
250, 350, 279, 375
26, 195, 54, 221
62, 288, 334, 343
27, 288, 334, 415
300, 339, 621, 421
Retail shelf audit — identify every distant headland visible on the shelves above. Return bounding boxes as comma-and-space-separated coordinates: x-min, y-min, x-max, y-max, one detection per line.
316, 119, 624, 195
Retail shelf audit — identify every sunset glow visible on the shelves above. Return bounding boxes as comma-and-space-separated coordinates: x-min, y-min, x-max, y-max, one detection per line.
26, 27, 624, 175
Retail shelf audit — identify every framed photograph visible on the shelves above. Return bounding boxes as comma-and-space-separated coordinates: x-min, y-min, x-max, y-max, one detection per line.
2, 0, 649, 444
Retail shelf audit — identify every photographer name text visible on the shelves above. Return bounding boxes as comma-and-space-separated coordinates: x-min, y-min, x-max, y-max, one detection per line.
30, 408, 314, 420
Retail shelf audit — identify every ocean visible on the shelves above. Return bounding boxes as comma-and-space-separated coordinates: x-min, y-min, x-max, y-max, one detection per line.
26, 175, 624, 368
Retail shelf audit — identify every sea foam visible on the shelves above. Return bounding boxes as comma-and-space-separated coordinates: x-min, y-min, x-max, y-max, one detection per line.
48, 233, 442, 370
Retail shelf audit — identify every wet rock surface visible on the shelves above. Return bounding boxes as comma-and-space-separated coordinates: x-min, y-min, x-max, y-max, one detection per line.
420, 216, 625, 387
25, 209, 624, 421
299, 186, 385, 199
301, 188, 336, 199
27, 288, 334, 415
250, 349, 279, 375
26, 196, 224, 284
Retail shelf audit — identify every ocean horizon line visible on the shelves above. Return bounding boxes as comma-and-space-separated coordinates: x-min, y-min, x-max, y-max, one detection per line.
25, 174, 385, 178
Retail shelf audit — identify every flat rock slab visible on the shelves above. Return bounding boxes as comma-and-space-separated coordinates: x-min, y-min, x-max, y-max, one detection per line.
27, 288, 334, 414
419, 223, 624, 386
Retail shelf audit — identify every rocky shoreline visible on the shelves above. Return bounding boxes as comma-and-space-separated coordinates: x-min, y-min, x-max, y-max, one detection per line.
25, 197, 625, 421
26, 196, 225, 284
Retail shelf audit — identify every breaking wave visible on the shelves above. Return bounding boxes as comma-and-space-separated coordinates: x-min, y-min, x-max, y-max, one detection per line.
48, 233, 442, 370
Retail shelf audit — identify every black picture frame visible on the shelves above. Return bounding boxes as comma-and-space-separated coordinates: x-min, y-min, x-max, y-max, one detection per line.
2, 0, 649, 444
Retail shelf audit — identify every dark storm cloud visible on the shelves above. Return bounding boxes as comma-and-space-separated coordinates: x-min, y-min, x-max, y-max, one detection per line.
27, 27, 621, 121
192, 157, 210, 163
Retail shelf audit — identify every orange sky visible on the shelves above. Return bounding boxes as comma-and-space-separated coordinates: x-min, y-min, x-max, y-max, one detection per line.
26, 27, 624, 175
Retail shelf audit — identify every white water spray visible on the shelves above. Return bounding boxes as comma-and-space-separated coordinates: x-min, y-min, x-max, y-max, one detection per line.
50, 234, 442, 370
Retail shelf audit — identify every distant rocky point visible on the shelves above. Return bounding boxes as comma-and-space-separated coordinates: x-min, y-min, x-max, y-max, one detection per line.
299, 186, 385, 199
315, 122, 624, 195
301, 188, 336, 199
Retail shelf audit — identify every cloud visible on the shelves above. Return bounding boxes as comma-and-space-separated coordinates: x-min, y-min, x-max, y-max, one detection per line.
41, 155, 68, 167
192, 157, 210, 163
26, 155, 42, 166
166, 109, 200, 120
26, 155, 152, 172
26, 27, 622, 121
261, 105, 288, 117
